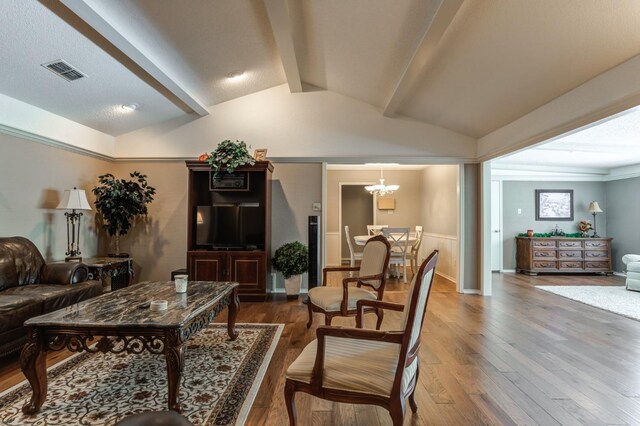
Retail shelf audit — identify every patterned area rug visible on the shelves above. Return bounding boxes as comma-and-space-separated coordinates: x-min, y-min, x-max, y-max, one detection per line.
536, 285, 640, 320
0, 323, 283, 425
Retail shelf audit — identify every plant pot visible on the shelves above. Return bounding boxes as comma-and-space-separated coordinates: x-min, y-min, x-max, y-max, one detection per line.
284, 275, 302, 300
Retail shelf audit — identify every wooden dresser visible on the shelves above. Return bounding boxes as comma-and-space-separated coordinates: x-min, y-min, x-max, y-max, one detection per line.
516, 237, 613, 275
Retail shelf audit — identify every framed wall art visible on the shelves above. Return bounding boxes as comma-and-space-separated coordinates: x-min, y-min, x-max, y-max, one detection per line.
535, 189, 574, 221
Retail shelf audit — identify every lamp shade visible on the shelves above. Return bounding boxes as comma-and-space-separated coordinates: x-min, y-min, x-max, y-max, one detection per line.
57, 188, 92, 211
588, 201, 603, 214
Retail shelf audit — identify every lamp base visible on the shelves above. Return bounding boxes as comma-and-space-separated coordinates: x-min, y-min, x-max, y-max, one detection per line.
65, 256, 82, 262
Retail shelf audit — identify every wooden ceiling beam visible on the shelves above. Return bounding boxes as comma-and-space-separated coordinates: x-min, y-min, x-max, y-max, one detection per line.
264, 0, 303, 93
383, 0, 465, 117
60, 0, 209, 116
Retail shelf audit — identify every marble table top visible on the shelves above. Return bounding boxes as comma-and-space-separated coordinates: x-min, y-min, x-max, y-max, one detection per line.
25, 281, 238, 329
81, 257, 133, 267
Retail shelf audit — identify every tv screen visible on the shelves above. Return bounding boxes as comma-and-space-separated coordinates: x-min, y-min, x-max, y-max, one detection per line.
196, 204, 263, 249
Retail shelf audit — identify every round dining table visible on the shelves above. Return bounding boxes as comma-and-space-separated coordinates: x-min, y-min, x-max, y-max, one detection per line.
354, 233, 418, 246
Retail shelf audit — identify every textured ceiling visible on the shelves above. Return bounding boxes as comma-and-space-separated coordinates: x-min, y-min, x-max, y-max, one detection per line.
399, 0, 640, 137
291, 0, 436, 108
0, 0, 185, 136
97, 0, 285, 107
4, 0, 640, 141
494, 107, 640, 169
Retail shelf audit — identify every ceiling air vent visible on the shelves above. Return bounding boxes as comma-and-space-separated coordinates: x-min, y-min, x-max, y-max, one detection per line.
41, 60, 86, 82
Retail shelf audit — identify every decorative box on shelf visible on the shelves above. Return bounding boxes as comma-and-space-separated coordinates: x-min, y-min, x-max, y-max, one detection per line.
516, 237, 613, 275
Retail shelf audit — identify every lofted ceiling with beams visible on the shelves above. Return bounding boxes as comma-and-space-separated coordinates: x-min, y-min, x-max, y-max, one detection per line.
2, 0, 640, 144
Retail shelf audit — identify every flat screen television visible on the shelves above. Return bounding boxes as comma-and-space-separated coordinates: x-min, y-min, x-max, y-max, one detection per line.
195, 203, 264, 250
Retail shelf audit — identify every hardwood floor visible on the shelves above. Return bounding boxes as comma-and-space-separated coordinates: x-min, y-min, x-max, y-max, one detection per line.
1, 271, 636, 425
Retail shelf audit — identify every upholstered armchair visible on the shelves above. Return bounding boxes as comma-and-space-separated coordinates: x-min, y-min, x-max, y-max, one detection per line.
307, 235, 390, 329
623, 254, 640, 291
285, 251, 439, 426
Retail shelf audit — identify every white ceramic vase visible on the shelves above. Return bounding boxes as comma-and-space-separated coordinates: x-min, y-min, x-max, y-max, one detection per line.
284, 275, 302, 299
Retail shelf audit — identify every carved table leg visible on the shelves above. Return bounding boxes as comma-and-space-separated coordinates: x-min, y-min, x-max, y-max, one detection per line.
228, 288, 240, 341
165, 330, 184, 413
21, 327, 48, 414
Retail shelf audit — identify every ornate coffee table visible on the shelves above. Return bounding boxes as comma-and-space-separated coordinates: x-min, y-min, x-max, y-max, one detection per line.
20, 280, 239, 414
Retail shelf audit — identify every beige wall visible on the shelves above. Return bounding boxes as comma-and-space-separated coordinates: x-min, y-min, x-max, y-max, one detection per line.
419, 165, 459, 281
326, 169, 424, 233
0, 136, 322, 288
0, 133, 111, 262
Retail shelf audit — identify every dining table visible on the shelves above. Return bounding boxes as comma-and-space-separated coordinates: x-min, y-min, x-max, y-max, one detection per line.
354, 233, 418, 246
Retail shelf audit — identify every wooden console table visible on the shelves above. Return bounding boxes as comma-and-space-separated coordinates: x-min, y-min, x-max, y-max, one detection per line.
516, 237, 613, 275
83, 257, 134, 291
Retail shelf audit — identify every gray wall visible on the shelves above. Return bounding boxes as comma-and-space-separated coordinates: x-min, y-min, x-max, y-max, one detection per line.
340, 185, 373, 260
0, 133, 111, 261
605, 176, 640, 272
502, 180, 607, 269
463, 164, 479, 291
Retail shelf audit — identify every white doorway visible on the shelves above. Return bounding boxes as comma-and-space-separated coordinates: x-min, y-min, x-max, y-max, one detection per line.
339, 184, 374, 263
491, 180, 502, 271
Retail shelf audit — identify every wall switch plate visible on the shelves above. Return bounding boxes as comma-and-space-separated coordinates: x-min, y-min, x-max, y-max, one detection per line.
517, 208, 522, 214
312, 202, 321, 211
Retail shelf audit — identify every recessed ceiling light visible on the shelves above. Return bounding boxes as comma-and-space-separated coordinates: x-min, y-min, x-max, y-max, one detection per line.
227, 71, 245, 81
121, 103, 139, 112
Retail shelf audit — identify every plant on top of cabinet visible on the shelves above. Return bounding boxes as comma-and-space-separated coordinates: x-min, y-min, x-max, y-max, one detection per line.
200, 140, 255, 175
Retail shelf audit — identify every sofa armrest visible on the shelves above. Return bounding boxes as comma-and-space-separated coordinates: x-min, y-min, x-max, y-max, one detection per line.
41, 263, 89, 285
623, 255, 640, 266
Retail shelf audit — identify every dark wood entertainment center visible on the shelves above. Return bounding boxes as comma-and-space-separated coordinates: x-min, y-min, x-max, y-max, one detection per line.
186, 160, 273, 301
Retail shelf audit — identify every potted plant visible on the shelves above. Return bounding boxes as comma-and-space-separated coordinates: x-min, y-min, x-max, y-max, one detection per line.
200, 140, 255, 175
92, 171, 156, 256
272, 241, 308, 299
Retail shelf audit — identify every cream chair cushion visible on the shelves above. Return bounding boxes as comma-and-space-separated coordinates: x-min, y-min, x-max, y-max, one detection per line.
286, 336, 416, 397
624, 255, 640, 292
308, 287, 376, 312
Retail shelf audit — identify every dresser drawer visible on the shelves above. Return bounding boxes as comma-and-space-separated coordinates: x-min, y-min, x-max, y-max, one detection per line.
585, 240, 608, 249
559, 261, 582, 269
533, 250, 556, 259
559, 240, 582, 248
585, 251, 608, 259
533, 240, 557, 248
558, 250, 582, 259
533, 261, 556, 269
585, 261, 610, 270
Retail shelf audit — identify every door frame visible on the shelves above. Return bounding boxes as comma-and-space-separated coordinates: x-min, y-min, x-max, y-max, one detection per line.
338, 182, 376, 263
490, 179, 504, 271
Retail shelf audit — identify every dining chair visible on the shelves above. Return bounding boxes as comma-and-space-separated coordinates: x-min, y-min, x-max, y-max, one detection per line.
383, 227, 410, 283
407, 226, 424, 273
285, 251, 439, 426
367, 224, 388, 236
344, 225, 363, 267
306, 235, 391, 329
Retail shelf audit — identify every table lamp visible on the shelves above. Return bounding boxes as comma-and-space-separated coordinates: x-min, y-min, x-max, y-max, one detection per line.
57, 187, 92, 261
588, 201, 603, 238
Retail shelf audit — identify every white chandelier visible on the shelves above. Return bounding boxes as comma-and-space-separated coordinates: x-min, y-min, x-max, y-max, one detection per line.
365, 168, 399, 196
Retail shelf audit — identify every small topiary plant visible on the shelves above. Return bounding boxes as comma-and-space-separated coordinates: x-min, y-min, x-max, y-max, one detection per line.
272, 241, 309, 279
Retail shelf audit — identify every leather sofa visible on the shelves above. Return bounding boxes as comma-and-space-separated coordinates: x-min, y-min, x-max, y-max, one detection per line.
623, 254, 640, 291
0, 236, 102, 357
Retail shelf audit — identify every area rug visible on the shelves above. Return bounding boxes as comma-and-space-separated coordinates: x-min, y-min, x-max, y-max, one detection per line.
0, 323, 283, 426
536, 285, 640, 321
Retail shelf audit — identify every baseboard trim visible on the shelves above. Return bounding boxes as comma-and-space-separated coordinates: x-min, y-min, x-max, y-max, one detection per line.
269, 289, 309, 295
436, 271, 457, 284
461, 289, 481, 295
501, 269, 516, 273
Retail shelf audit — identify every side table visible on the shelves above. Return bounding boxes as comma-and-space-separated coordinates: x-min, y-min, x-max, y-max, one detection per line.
82, 257, 134, 291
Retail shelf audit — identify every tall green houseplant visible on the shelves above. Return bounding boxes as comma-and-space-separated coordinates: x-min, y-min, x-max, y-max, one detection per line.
93, 171, 156, 255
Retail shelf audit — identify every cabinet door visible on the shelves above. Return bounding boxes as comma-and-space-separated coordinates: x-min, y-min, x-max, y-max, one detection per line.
188, 252, 226, 281
228, 252, 265, 294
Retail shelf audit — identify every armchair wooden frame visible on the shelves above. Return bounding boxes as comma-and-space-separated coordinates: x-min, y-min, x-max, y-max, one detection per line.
287, 250, 439, 426
306, 235, 391, 329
